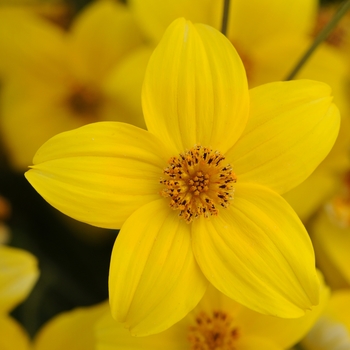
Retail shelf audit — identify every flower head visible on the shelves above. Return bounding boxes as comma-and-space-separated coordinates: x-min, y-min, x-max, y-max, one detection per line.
26, 18, 340, 335
30, 278, 329, 350
95, 282, 329, 350
130, 0, 350, 223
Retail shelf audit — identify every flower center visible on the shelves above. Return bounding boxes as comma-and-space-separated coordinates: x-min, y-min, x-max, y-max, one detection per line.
160, 145, 236, 223
67, 84, 102, 119
188, 310, 239, 350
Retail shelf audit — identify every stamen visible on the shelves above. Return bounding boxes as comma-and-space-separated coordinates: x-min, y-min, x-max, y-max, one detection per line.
160, 145, 236, 223
188, 310, 239, 350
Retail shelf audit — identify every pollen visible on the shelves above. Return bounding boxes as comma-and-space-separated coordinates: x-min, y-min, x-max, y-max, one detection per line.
187, 310, 239, 350
160, 145, 236, 223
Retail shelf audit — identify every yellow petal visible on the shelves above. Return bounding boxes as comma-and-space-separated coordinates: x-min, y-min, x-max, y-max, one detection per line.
192, 182, 319, 318
0, 246, 39, 313
226, 80, 340, 194
143, 18, 249, 155
34, 302, 108, 350
235, 337, 280, 350
193, 280, 327, 350
227, 0, 317, 46
96, 307, 189, 350
25, 122, 169, 229
0, 316, 31, 350
250, 37, 350, 159
129, 0, 214, 43
69, 0, 143, 81
109, 199, 208, 336
238, 271, 329, 349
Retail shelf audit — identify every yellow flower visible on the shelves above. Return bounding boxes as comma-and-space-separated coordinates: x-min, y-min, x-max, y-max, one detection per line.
31, 279, 329, 350
0, 0, 151, 170
95, 282, 329, 350
129, 0, 350, 222
0, 245, 39, 350
26, 19, 339, 335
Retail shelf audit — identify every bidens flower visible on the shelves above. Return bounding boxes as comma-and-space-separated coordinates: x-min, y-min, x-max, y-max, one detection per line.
95, 282, 329, 350
30, 277, 329, 350
26, 18, 339, 335
130, 0, 350, 223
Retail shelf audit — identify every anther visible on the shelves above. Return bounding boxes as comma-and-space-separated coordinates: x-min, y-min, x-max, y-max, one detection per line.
160, 146, 237, 223
188, 310, 239, 349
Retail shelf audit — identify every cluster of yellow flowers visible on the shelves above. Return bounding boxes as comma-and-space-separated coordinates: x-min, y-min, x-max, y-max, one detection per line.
2, 0, 350, 349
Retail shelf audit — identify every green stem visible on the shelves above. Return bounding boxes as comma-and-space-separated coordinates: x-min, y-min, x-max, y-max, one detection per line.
286, 0, 350, 80
221, 0, 231, 36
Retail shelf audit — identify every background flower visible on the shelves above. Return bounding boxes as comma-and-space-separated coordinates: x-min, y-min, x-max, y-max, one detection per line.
0, 0, 151, 170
